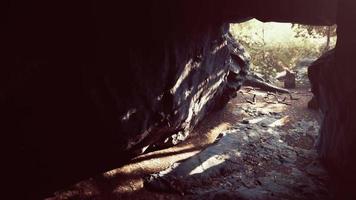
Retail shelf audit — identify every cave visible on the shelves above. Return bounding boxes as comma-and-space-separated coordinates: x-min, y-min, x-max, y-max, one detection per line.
4, 0, 356, 199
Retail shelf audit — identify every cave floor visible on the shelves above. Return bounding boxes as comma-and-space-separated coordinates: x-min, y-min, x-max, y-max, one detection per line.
50, 87, 331, 200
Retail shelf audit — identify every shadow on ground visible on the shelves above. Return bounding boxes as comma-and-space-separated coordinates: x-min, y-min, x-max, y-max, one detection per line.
49, 88, 330, 200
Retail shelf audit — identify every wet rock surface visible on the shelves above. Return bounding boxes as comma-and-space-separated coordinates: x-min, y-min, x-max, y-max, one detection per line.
145, 88, 330, 200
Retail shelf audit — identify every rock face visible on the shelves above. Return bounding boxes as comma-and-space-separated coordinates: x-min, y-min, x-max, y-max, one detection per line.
307, 49, 335, 110
313, 0, 356, 198
4, 2, 252, 198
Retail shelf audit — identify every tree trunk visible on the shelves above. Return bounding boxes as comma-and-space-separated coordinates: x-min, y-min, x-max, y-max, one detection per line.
324, 26, 331, 52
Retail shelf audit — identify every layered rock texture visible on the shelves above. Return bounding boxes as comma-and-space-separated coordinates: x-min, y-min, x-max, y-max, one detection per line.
5, 1, 250, 199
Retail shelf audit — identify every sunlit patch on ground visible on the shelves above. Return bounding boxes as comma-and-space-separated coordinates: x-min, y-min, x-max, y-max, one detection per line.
48, 107, 235, 199
49, 87, 328, 200
144, 87, 328, 200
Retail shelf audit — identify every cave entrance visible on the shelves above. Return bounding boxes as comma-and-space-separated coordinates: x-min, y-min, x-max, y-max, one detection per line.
50, 19, 338, 200
135, 20, 339, 199
230, 18, 337, 86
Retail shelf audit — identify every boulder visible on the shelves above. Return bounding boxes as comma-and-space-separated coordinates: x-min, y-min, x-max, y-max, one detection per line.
275, 70, 296, 89
3, 2, 250, 198
307, 49, 335, 110
284, 70, 296, 89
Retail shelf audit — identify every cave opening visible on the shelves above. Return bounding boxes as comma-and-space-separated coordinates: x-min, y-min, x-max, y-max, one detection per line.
6, 0, 356, 199
49, 21, 338, 200
229, 19, 337, 82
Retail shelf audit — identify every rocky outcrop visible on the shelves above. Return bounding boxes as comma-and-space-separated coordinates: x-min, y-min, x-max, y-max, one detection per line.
4, 2, 252, 199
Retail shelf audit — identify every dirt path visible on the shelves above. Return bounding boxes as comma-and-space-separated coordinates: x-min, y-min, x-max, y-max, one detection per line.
49, 87, 330, 200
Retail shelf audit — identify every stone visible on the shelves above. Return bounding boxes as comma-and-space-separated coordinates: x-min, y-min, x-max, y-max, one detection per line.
284, 70, 296, 89
145, 90, 329, 199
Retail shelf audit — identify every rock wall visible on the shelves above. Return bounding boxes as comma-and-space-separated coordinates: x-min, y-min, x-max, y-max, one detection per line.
313, 0, 356, 198
4, 1, 251, 198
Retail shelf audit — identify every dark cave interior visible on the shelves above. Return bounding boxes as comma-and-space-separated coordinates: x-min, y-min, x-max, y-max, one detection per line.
4, 0, 356, 199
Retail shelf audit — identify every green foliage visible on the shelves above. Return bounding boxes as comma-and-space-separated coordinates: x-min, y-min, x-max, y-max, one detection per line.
292, 24, 337, 39
230, 19, 337, 80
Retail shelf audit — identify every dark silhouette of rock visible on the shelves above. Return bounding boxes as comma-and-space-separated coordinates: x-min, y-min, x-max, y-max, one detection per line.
4, 2, 249, 199
307, 49, 335, 110
284, 70, 296, 89
276, 70, 296, 89
312, 0, 356, 198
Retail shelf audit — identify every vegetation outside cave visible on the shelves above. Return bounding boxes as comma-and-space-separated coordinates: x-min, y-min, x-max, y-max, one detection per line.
230, 19, 337, 83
